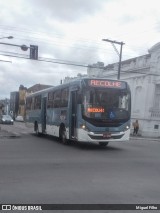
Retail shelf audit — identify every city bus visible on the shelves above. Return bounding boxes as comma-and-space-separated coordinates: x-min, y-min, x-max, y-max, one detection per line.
25, 78, 131, 146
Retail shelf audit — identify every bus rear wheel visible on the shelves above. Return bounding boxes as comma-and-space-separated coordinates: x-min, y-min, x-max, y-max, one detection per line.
99, 142, 109, 147
59, 128, 67, 144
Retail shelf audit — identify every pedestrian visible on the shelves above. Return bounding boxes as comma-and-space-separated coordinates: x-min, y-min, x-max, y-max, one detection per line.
133, 120, 139, 136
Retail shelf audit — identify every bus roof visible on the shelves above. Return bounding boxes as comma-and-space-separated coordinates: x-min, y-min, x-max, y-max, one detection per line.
26, 77, 128, 98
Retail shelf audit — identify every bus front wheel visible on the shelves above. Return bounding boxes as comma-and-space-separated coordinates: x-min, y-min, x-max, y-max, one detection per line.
99, 142, 109, 147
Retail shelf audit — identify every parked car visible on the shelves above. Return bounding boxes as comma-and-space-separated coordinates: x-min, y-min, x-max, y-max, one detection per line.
15, 115, 24, 122
0, 115, 14, 125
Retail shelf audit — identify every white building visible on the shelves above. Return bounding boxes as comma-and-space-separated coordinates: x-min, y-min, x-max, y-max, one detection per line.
63, 43, 160, 137
87, 43, 160, 138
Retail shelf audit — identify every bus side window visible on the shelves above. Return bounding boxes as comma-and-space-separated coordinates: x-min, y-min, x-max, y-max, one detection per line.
53, 90, 61, 108
26, 97, 32, 110
31, 97, 34, 110
61, 88, 69, 107
34, 95, 41, 109
47, 92, 53, 108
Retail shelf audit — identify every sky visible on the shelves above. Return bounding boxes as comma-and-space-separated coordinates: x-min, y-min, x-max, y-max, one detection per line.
1, 0, 160, 99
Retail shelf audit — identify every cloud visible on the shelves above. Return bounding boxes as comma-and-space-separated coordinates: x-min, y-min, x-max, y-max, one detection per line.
1, 0, 160, 99
29, 0, 107, 22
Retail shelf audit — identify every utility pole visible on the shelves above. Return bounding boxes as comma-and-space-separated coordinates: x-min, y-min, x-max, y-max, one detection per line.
102, 39, 125, 80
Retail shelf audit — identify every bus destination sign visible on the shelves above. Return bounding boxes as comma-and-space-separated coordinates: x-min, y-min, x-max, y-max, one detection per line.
87, 107, 105, 113
88, 80, 125, 89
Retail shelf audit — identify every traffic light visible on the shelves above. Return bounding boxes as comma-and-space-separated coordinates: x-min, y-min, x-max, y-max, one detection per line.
21, 45, 28, 51
30, 45, 38, 60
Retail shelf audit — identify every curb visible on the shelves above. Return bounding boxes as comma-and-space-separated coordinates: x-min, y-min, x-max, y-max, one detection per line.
0, 130, 20, 138
130, 136, 160, 142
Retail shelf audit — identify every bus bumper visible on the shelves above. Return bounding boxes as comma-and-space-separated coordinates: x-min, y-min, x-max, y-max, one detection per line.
77, 128, 130, 144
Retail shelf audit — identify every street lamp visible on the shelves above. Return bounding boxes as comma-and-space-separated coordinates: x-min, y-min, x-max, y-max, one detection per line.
0, 36, 14, 39
102, 38, 125, 80
0, 36, 14, 63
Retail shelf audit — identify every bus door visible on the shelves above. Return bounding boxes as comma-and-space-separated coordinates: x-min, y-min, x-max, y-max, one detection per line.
41, 97, 47, 133
70, 90, 78, 139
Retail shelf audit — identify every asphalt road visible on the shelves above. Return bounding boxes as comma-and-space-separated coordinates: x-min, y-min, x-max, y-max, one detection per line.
0, 123, 160, 212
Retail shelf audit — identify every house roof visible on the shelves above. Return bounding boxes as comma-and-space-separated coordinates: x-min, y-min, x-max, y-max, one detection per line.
27, 84, 53, 93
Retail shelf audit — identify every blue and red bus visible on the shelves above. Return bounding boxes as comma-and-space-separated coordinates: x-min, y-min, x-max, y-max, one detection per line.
25, 78, 131, 146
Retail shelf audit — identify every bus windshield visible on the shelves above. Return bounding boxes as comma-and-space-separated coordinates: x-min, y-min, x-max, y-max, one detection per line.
82, 87, 131, 123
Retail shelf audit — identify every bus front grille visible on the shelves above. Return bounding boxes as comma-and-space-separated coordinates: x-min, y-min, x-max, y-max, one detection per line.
88, 134, 124, 140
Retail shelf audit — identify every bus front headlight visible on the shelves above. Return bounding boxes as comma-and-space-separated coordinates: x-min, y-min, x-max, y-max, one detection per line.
125, 125, 130, 131
81, 124, 86, 129
80, 124, 90, 131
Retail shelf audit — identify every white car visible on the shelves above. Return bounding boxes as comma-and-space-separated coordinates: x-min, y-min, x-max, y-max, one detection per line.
15, 115, 24, 122
0, 115, 14, 125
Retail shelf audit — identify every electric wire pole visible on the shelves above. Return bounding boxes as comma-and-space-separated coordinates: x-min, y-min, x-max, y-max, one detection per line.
102, 39, 125, 80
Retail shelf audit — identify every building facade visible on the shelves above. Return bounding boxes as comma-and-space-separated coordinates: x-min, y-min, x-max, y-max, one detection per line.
0, 98, 10, 116
10, 92, 19, 119
87, 43, 160, 138
10, 84, 53, 119
19, 85, 27, 118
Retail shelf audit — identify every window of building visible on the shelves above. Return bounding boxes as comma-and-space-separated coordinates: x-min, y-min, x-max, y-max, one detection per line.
154, 84, 160, 109
154, 124, 159, 130
134, 86, 142, 111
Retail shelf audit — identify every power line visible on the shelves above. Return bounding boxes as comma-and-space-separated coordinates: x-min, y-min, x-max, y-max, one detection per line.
1, 51, 160, 76
0, 27, 154, 64
0, 52, 89, 68
0, 59, 12, 63
0, 24, 151, 56
0, 21, 159, 46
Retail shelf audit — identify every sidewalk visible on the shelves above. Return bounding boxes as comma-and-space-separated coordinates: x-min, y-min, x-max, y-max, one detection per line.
0, 128, 19, 138
0, 122, 30, 138
130, 135, 160, 142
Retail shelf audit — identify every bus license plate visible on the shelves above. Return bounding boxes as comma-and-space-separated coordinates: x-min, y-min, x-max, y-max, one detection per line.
103, 132, 111, 139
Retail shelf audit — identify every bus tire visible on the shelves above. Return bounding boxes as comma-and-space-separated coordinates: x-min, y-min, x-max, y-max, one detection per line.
99, 142, 109, 147
59, 127, 67, 144
35, 122, 40, 136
